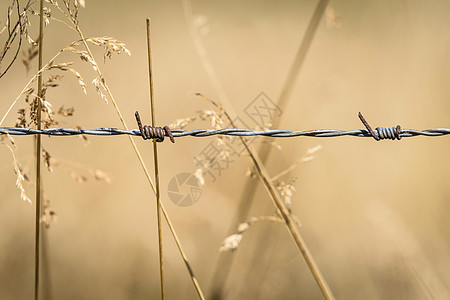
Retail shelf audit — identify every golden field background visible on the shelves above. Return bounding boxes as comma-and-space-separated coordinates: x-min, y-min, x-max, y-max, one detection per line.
1, 0, 449, 299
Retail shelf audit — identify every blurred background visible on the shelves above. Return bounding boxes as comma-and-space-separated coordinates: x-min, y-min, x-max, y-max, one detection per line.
1, 0, 450, 299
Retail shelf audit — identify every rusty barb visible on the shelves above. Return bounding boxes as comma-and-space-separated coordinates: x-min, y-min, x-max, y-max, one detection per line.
135, 111, 175, 143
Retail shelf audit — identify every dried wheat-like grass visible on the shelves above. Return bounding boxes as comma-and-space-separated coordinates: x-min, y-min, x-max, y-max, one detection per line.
57, 106, 74, 116
0, 0, 33, 78
274, 178, 296, 207
220, 216, 283, 252
219, 175, 301, 253
169, 108, 225, 130
3, 1, 204, 297
86, 37, 131, 61
2, 31, 130, 126
15, 162, 32, 204
41, 195, 57, 228
271, 145, 322, 181
3, 133, 32, 204
42, 149, 53, 172
22, 42, 39, 73
195, 93, 335, 299
183, 0, 334, 298
90, 168, 111, 183
325, 3, 342, 29
193, 168, 205, 186
45, 156, 111, 183
66, 168, 87, 183
1, 46, 88, 126
92, 77, 108, 102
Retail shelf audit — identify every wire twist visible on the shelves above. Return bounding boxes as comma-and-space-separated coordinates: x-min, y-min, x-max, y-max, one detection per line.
376, 126, 402, 140
358, 112, 402, 141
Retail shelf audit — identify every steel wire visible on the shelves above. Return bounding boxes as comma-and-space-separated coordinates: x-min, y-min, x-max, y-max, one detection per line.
0, 127, 449, 140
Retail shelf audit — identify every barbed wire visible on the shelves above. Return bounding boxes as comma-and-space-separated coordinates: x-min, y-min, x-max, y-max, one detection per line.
0, 127, 449, 140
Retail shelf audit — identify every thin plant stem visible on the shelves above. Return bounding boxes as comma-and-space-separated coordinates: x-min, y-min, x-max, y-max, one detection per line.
161, 205, 206, 299
270, 160, 301, 182
181, 2, 243, 296
202, 95, 335, 300
64, 14, 204, 300
41, 228, 53, 300
278, 0, 329, 108
240, 1, 330, 296
203, 0, 330, 297
35, 0, 44, 299
182, 0, 233, 112
146, 18, 165, 300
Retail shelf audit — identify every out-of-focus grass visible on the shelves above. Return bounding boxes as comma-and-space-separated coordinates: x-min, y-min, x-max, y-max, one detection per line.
0, 0, 449, 299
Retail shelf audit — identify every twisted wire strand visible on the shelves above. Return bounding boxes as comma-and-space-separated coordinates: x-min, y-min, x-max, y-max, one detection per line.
0, 127, 449, 139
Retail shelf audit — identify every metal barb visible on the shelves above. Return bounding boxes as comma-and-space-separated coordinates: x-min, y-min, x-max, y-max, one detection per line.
135, 111, 175, 143
358, 112, 380, 141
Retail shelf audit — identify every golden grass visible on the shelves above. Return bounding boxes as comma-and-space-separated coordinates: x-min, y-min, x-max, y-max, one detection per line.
1, 1, 205, 298
2, 1, 449, 299
199, 93, 335, 299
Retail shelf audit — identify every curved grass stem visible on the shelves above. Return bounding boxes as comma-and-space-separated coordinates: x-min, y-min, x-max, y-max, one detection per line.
201, 95, 335, 300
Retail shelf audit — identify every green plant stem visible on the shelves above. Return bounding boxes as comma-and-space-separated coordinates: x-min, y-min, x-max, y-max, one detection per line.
146, 18, 165, 300
35, 0, 44, 299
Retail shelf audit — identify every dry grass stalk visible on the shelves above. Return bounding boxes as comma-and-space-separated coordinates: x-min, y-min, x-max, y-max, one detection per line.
197, 0, 332, 297
36, 3, 205, 298
197, 93, 335, 300
182, 0, 231, 113
2, 1, 202, 297
146, 18, 165, 300
244, 0, 331, 254
34, 1, 45, 299
1, 44, 89, 126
